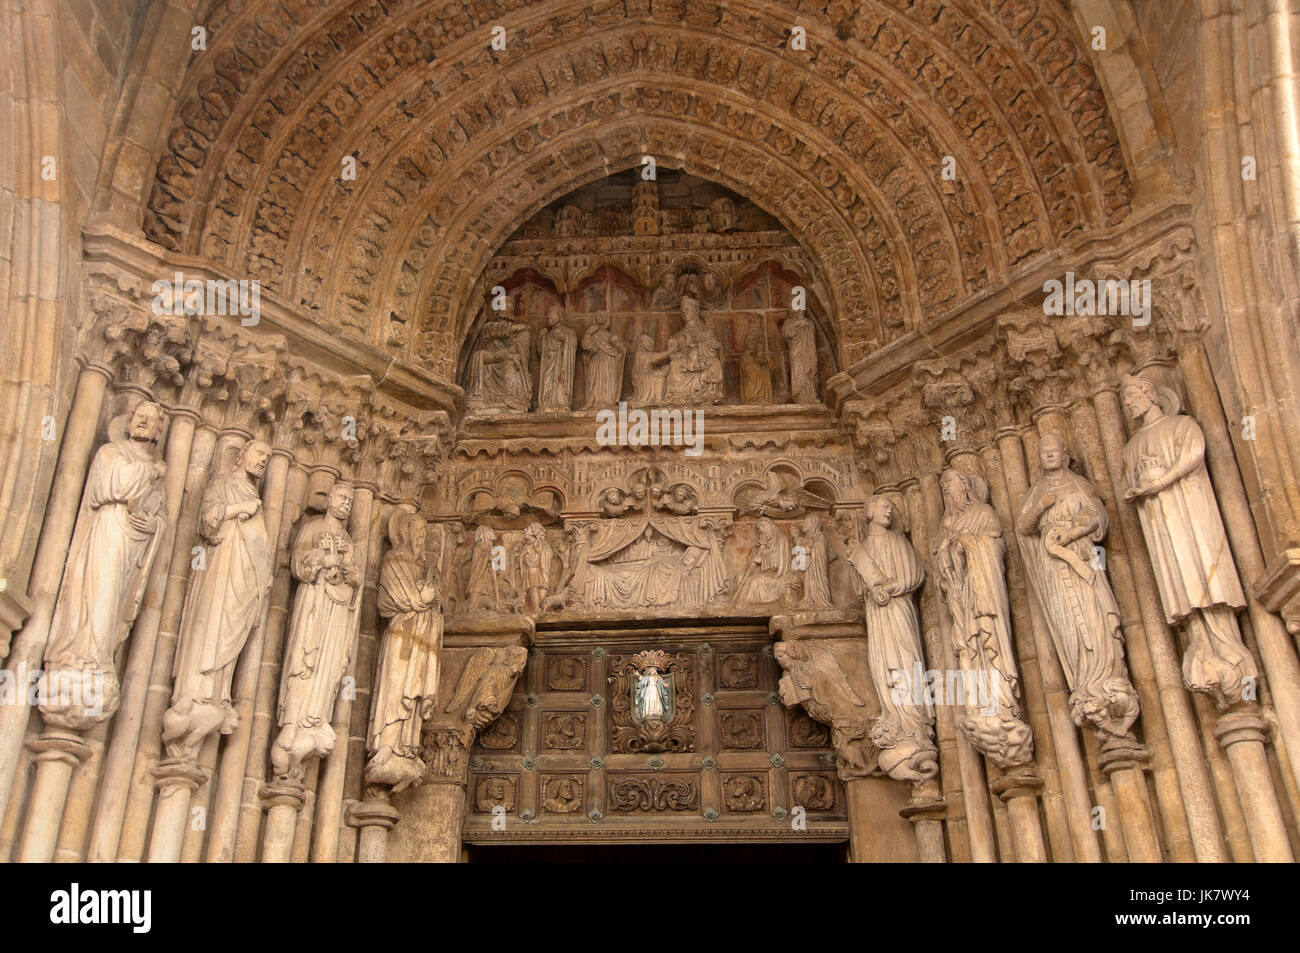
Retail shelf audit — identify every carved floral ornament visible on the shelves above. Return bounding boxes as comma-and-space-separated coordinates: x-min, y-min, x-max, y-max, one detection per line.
145, 0, 1132, 375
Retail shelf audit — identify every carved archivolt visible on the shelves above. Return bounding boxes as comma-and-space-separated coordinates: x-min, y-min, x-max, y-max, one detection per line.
144, 0, 1132, 375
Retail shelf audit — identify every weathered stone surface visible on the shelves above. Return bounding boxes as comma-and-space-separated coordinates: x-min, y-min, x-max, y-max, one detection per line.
2, 0, 1299, 868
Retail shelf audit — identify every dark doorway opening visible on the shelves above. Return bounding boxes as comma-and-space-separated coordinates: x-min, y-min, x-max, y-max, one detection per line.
465, 841, 849, 863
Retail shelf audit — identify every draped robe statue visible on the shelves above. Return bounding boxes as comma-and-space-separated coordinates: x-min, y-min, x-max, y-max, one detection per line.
936, 469, 1033, 767
1016, 430, 1140, 742
467, 317, 532, 413
634, 667, 671, 722
366, 511, 442, 792
517, 521, 553, 613
630, 334, 669, 405
466, 525, 517, 612
793, 514, 832, 608
162, 440, 273, 760
847, 495, 937, 784
1120, 374, 1256, 709
580, 314, 626, 410
782, 312, 818, 403
272, 482, 361, 780
40, 401, 168, 730
732, 518, 794, 607
738, 331, 773, 404
662, 296, 723, 405
537, 307, 577, 412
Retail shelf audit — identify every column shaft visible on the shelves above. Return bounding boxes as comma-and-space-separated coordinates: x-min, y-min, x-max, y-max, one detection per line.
233, 465, 310, 861
1091, 389, 1230, 861
84, 410, 199, 861
310, 486, 376, 862
204, 449, 292, 861
0, 367, 109, 825
115, 426, 224, 861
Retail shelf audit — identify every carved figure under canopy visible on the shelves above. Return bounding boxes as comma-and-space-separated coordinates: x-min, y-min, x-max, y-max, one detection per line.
1016, 429, 1140, 742
846, 495, 937, 784
650, 270, 679, 310
467, 315, 532, 413
162, 439, 273, 761
537, 307, 577, 412
935, 468, 1033, 767
731, 518, 795, 607
41, 401, 168, 730
737, 330, 773, 404
662, 296, 723, 405
517, 522, 554, 613
580, 313, 627, 410
366, 510, 443, 792
1120, 373, 1256, 709
782, 312, 818, 404
793, 514, 833, 609
272, 482, 361, 780
466, 525, 517, 613
630, 333, 669, 405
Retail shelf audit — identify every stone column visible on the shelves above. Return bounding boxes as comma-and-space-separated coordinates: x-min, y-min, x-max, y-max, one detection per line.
146, 758, 208, 862
1089, 387, 1231, 861
203, 447, 293, 861
259, 780, 307, 863
900, 779, 947, 862
1098, 740, 1162, 863
1179, 342, 1300, 803
347, 792, 399, 863
310, 483, 376, 863
990, 772, 1047, 862
115, 427, 238, 862
904, 480, 970, 860
1213, 706, 1294, 861
984, 434, 1076, 860
232, 464, 311, 862
391, 772, 468, 863
83, 406, 201, 861
387, 616, 531, 863
1063, 402, 1197, 861
0, 363, 109, 825
915, 469, 999, 862
14, 730, 90, 862
997, 427, 1105, 862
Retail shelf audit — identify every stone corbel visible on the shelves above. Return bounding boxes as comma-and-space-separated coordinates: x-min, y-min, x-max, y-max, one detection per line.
419, 616, 533, 788
770, 616, 878, 783
1253, 549, 1300, 636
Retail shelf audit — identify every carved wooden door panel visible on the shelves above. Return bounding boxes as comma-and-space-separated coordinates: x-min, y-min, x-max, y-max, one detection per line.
463, 627, 849, 846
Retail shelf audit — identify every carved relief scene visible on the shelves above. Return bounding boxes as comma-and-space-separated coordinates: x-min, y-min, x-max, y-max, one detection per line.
457, 171, 839, 416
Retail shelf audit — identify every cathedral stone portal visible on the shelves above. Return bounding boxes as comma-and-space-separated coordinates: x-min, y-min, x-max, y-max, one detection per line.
1, 1, 1299, 866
